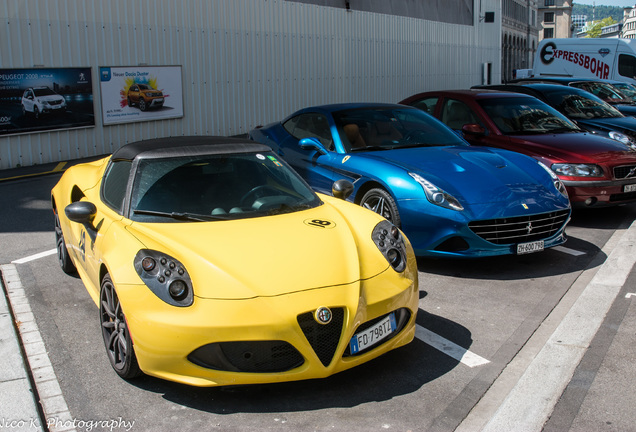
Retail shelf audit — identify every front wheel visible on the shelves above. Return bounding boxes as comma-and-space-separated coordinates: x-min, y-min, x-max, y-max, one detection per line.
138, 99, 147, 111
360, 188, 401, 227
100, 274, 142, 380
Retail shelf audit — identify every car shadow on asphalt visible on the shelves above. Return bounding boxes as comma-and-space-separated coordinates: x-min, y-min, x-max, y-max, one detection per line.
127, 309, 469, 414
415, 233, 603, 281
415, 203, 636, 281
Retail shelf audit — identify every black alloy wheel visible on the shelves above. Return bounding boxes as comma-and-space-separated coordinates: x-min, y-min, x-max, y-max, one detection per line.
100, 274, 142, 379
360, 188, 401, 227
54, 212, 77, 275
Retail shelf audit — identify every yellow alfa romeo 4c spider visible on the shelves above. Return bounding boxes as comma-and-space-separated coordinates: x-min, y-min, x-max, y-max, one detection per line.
51, 136, 419, 387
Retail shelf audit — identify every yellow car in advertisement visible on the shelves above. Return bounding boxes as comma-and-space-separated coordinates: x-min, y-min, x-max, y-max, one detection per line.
51, 136, 419, 387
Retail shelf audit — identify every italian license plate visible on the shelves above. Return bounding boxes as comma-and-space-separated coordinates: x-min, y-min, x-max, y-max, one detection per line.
624, 184, 636, 193
349, 312, 397, 354
517, 240, 544, 255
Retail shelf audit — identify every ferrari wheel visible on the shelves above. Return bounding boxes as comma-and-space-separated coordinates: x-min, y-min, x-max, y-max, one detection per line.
55, 213, 76, 275
360, 188, 401, 227
100, 274, 142, 380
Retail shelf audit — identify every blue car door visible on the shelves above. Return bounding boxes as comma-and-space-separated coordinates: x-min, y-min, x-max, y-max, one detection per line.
277, 112, 337, 195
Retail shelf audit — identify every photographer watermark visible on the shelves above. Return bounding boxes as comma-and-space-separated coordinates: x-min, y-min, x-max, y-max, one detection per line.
0, 417, 134, 431
48, 417, 134, 432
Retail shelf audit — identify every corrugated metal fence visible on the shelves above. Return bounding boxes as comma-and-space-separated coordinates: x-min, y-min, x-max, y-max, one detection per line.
0, 0, 501, 169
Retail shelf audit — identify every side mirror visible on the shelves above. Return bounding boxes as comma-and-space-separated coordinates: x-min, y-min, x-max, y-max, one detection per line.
332, 179, 354, 200
65, 201, 98, 241
462, 123, 486, 137
299, 137, 328, 155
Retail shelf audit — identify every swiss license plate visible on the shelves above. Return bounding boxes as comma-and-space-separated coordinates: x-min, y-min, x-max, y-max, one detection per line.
624, 184, 636, 193
349, 312, 396, 354
517, 240, 544, 255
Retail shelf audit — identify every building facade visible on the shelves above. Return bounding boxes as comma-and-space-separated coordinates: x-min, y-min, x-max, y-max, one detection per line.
0, 0, 501, 170
572, 14, 588, 34
538, 0, 572, 40
502, 0, 539, 82
622, 6, 636, 39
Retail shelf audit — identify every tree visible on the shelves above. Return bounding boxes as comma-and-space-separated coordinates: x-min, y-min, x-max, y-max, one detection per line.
586, 17, 617, 38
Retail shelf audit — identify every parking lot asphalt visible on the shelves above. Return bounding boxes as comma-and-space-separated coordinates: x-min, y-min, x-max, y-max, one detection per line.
1, 160, 635, 432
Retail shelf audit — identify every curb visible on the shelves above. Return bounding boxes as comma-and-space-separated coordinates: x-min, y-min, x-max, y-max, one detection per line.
1, 264, 77, 432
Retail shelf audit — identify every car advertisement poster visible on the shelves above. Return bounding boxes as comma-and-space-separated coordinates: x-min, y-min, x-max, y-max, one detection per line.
99, 66, 183, 125
0, 67, 94, 136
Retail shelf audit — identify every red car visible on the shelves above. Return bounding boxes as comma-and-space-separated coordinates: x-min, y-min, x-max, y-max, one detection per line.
400, 89, 636, 207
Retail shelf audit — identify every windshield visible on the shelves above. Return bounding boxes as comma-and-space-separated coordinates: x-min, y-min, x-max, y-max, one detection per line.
611, 82, 636, 99
331, 107, 467, 152
542, 89, 623, 119
570, 82, 633, 105
33, 87, 56, 96
130, 152, 321, 222
479, 97, 581, 134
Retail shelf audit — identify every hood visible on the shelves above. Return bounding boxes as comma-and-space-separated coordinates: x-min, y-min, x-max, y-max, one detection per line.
614, 104, 636, 116
127, 204, 383, 300
357, 146, 561, 206
38, 94, 65, 103
576, 117, 636, 134
507, 132, 636, 163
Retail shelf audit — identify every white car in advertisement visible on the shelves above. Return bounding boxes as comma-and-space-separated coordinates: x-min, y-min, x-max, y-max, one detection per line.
21, 86, 67, 119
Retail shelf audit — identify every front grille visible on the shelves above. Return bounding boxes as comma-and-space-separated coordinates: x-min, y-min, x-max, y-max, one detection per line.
468, 209, 570, 245
187, 340, 304, 373
614, 165, 636, 179
297, 307, 345, 367
343, 308, 412, 357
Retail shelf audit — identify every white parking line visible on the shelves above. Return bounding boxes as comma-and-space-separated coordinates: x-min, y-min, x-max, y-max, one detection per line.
553, 246, 586, 256
12, 249, 57, 264
415, 324, 490, 368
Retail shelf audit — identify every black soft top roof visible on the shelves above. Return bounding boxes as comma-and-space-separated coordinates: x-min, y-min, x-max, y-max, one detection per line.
111, 136, 271, 161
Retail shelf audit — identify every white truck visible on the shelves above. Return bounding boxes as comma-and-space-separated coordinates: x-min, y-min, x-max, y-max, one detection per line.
530, 38, 636, 85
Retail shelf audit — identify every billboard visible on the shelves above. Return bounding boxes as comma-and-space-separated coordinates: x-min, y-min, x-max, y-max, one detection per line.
0, 67, 95, 136
99, 66, 183, 125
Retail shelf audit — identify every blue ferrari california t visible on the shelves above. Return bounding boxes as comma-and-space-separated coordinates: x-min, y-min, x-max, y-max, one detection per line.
249, 103, 571, 257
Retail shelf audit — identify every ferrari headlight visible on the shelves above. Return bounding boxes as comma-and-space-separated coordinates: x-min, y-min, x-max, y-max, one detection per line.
134, 249, 193, 307
608, 131, 636, 150
551, 163, 604, 178
409, 172, 464, 211
372, 220, 407, 272
537, 161, 568, 198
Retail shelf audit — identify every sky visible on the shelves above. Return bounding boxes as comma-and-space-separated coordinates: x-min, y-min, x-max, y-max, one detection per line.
573, 0, 636, 6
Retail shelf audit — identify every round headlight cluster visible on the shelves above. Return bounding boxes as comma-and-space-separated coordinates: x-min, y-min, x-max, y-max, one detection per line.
134, 250, 193, 307
372, 220, 407, 272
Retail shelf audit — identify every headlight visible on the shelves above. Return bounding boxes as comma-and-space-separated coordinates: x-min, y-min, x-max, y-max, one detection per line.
409, 172, 464, 211
551, 163, 604, 178
134, 249, 193, 307
537, 161, 568, 197
372, 220, 407, 272
607, 131, 636, 151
